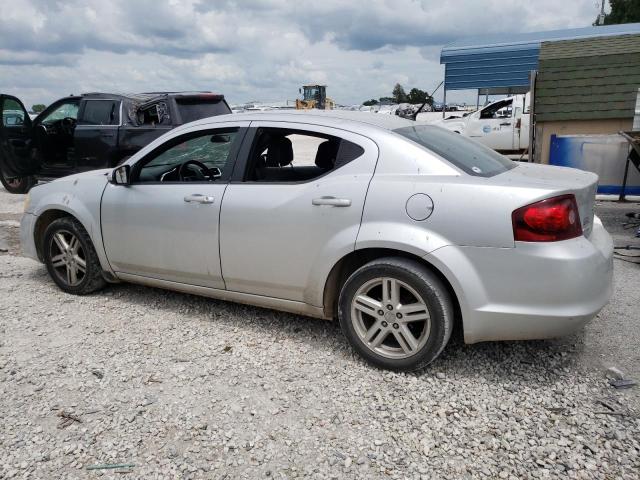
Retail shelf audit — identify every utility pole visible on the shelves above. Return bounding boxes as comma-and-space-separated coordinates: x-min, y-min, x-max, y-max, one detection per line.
596, 0, 606, 25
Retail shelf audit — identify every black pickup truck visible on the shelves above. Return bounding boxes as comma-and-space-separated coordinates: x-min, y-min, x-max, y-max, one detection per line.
0, 92, 231, 193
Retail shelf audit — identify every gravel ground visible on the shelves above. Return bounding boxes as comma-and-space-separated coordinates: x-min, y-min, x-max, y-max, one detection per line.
1, 186, 639, 479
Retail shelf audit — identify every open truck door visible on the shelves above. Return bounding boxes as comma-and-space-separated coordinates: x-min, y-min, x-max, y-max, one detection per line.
0, 94, 37, 193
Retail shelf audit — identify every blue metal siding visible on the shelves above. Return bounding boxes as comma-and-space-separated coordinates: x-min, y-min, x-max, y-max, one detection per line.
443, 48, 538, 90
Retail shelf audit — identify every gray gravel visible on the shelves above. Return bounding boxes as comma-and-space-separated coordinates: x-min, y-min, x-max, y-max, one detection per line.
1, 186, 639, 479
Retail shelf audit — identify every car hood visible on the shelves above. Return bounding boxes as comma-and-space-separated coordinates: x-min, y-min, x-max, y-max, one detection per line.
429, 116, 467, 127
50, 168, 112, 183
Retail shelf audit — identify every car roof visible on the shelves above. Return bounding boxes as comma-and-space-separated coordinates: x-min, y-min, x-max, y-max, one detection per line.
80, 91, 224, 103
185, 110, 416, 134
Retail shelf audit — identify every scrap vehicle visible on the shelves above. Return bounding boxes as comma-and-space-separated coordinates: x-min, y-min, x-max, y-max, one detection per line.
295, 85, 334, 110
21, 111, 613, 371
0, 92, 231, 193
419, 93, 530, 153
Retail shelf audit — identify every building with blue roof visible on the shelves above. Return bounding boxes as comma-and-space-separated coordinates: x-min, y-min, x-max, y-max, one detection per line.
440, 23, 640, 98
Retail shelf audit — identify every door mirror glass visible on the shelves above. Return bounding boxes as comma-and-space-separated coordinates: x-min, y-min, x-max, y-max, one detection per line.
112, 165, 130, 185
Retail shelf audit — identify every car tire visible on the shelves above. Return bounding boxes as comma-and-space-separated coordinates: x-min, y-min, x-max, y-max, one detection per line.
338, 257, 453, 371
43, 217, 106, 295
0, 168, 35, 194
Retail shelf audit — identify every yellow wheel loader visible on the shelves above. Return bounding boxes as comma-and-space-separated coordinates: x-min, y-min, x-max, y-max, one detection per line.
295, 85, 334, 110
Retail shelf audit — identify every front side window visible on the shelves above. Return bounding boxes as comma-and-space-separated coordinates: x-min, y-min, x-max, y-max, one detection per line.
394, 125, 515, 177
2, 98, 27, 126
135, 128, 240, 183
244, 127, 364, 182
41, 102, 79, 124
479, 99, 513, 119
79, 100, 120, 125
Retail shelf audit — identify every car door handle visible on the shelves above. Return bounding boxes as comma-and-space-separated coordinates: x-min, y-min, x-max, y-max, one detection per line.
100, 132, 115, 138
499, 122, 511, 126
184, 194, 214, 204
312, 196, 351, 207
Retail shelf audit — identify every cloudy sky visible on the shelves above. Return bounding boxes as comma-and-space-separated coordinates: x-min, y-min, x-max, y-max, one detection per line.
0, 0, 604, 109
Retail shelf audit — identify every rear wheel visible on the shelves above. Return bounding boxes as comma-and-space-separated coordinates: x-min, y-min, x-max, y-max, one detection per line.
338, 257, 453, 371
43, 217, 106, 294
0, 168, 35, 194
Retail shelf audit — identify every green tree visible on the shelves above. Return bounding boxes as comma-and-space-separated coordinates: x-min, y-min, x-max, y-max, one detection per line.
599, 0, 640, 25
392, 83, 408, 103
378, 96, 395, 104
362, 99, 379, 106
31, 104, 46, 113
406, 88, 433, 105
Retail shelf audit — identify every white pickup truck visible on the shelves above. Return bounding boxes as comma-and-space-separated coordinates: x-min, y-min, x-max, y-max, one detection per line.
418, 94, 530, 153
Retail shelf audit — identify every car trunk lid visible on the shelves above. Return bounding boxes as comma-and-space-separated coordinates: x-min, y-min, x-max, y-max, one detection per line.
491, 162, 597, 238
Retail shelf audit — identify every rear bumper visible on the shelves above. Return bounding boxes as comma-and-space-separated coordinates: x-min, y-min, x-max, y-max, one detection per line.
20, 212, 39, 262
427, 216, 614, 344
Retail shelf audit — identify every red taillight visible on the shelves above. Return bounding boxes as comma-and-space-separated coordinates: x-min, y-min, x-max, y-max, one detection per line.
512, 194, 583, 242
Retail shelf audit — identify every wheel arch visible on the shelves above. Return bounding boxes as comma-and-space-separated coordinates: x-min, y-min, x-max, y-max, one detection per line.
33, 209, 73, 262
322, 247, 463, 335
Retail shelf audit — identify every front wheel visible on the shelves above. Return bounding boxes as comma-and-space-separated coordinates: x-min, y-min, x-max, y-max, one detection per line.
338, 257, 453, 371
0, 168, 35, 194
43, 217, 106, 295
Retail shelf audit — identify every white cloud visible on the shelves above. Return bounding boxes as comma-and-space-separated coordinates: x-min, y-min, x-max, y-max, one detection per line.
0, 0, 601, 108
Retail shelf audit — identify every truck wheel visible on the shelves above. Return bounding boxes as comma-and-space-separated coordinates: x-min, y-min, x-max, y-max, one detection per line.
338, 257, 453, 371
43, 217, 106, 295
0, 169, 35, 194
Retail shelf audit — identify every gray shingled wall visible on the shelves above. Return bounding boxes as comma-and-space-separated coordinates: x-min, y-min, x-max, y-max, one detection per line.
535, 34, 640, 122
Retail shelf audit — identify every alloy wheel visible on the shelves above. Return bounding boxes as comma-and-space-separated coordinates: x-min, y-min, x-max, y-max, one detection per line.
49, 230, 87, 286
350, 277, 431, 359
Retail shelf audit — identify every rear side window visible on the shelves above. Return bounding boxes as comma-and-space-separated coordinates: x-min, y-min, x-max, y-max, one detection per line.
175, 97, 230, 124
393, 125, 515, 177
79, 100, 120, 125
244, 127, 365, 183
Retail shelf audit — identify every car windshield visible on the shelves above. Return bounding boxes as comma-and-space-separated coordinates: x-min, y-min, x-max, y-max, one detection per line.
41, 103, 79, 124
393, 125, 515, 177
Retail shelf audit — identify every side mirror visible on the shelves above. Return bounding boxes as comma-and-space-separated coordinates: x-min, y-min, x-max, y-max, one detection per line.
112, 164, 130, 185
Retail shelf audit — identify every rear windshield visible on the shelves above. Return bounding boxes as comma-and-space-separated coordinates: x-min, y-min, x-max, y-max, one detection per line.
393, 125, 515, 177
175, 98, 230, 124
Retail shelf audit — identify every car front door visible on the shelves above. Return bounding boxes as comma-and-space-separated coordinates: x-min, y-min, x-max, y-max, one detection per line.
74, 98, 122, 171
219, 122, 378, 305
466, 99, 514, 151
32, 98, 80, 175
0, 94, 37, 178
100, 122, 249, 288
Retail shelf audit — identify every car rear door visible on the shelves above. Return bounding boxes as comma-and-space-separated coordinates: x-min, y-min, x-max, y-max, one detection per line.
0, 94, 38, 177
74, 98, 122, 171
100, 121, 249, 289
117, 100, 174, 163
219, 121, 378, 306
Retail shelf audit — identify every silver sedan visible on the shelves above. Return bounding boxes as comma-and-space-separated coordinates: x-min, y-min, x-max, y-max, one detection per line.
20, 111, 614, 371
